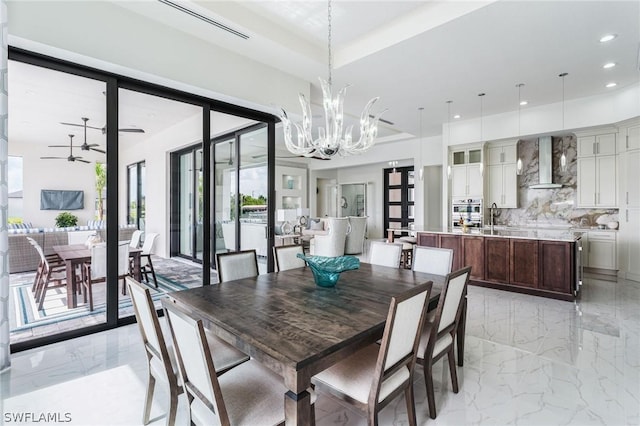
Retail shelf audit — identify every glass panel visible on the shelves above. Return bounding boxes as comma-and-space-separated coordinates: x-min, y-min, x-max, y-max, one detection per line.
389, 189, 402, 202
239, 126, 268, 272
128, 165, 138, 225
8, 60, 108, 344
179, 152, 194, 257
453, 151, 465, 165
469, 149, 482, 163
408, 170, 415, 185
388, 205, 402, 218
408, 188, 415, 202
195, 149, 203, 261
139, 163, 146, 232
389, 171, 401, 185
388, 221, 402, 229
214, 139, 236, 255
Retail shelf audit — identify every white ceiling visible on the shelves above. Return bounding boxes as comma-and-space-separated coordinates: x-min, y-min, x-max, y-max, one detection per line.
9, 0, 640, 154
113, 0, 640, 139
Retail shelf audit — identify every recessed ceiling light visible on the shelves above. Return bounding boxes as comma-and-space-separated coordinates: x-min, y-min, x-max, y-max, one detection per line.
606, 82, 617, 88
519, 101, 528, 106
599, 34, 617, 43
603, 62, 616, 69
453, 114, 461, 119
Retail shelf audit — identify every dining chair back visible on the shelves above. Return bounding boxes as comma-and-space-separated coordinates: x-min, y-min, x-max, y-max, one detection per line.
81, 242, 130, 311
417, 266, 471, 419
67, 230, 96, 245
130, 230, 143, 249
216, 249, 258, 282
368, 241, 403, 268
126, 276, 179, 425
273, 244, 305, 271
32, 241, 67, 310
412, 246, 454, 275
344, 216, 368, 255
312, 282, 432, 425
163, 300, 289, 426
139, 233, 159, 287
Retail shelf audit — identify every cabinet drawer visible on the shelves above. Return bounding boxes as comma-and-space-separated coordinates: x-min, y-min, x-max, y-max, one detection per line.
588, 231, 616, 241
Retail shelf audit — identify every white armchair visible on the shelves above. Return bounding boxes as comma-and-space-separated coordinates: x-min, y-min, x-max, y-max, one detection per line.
309, 217, 349, 257
344, 216, 367, 255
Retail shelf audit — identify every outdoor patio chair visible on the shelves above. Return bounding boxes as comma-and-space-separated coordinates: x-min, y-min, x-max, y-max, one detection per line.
139, 233, 159, 287
215, 249, 258, 283
127, 277, 249, 425
27, 236, 63, 293
81, 242, 130, 311
416, 266, 471, 419
312, 282, 432, 426
32, 243, 68, 311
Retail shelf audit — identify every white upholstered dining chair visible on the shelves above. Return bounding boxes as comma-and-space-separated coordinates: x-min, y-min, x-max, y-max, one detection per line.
311, 282, 432, 426
412, 246, 454, 276
215, 249, 258, 282
129, 230, 143, 249
127, 277, 249, 425
162, 300, 292, 426
368, 240, 403, 268
416, 266, 471, 419
273, 244, 305, 271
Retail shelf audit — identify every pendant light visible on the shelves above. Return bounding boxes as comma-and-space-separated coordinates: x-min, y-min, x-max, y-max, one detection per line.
516, 83, 525, 176
418, 107, 424, 181
478, 93, 485, 177
559, 72, 568, 173
446, 100, 452, 179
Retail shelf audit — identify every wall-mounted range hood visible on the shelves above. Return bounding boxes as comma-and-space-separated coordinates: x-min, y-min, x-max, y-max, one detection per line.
529, 136, 563, 189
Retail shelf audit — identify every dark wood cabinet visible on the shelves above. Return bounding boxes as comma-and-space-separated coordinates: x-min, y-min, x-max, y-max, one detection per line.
439, 234, 462, 271
485, 238, 509, 283
462, 236, 485, 281
417, 233, 438, 247
539, 240, 573, 294
510, 239, 539, 288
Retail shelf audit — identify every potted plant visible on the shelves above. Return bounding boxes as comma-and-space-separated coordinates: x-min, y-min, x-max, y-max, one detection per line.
55, 212, 78, 228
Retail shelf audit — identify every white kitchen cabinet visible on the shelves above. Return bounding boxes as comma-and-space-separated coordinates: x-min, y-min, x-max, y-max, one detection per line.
451, 164, 483, 198
577, 134, 616, 157
487, 163, 517, 208
487, 143, 517, 165
620, 208, 640, 282
587, 231, 617, 270
577, 155, 617, 208
624, 150, 640, 208
624, 124, 640, 151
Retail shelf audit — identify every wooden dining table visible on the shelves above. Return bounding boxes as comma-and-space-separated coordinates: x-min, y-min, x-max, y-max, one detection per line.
167, 262, 467, 426
52, 243, 142, 309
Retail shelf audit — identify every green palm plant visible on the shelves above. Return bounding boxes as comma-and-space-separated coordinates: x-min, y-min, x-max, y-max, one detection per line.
95, 162, 106, 220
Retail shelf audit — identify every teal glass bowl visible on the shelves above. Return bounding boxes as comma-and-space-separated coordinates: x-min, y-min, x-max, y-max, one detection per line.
297, 254, 360, 287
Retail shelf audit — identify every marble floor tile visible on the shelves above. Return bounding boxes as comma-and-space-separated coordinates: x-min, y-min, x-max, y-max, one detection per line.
1, 273, 639, 425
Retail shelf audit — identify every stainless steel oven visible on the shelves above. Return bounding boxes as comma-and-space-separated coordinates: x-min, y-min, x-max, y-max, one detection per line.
452, 198, 483, 228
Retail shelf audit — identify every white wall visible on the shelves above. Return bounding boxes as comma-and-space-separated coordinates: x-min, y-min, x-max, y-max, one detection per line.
9, 142, 97, 227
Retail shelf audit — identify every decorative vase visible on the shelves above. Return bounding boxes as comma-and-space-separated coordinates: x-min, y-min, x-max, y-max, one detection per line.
297, 254, 360, 287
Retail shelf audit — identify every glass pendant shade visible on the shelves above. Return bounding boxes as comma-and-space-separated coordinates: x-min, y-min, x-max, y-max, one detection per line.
516, 157, 523, 175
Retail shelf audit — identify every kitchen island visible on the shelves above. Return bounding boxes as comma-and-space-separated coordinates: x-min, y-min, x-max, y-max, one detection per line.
415, 227, 582, 301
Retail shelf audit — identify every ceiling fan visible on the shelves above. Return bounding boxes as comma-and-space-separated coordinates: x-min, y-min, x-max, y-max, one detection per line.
41, 135, 90, 163
61, 116, 145, 135
51, 118, 106, 154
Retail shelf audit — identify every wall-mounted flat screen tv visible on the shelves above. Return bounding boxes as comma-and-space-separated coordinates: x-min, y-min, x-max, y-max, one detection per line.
40, 190, 84, 210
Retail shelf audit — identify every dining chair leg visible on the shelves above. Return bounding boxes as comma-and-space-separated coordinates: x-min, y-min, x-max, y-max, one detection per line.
367, 408, 378, 426
166, 385, 179, 426
147, 256, 158, 288
142, 373, 156, 425
424, 361, 437, 419
87, 282, 94, 312
404, 384, 417, 426
447, 346, 459, 393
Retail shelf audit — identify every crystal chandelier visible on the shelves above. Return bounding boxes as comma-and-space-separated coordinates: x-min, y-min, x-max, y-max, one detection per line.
279, 0, 385, 159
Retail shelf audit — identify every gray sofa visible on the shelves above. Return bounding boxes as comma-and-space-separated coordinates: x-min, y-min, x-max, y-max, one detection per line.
8, 227, 137, 273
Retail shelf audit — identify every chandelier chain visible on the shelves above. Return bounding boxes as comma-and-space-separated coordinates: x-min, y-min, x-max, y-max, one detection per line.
327, 0, 332, 87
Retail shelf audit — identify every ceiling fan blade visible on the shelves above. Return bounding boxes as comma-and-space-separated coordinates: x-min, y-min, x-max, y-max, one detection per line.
118, 128, 145, 133
91, 147, 106, 154
48, 145, 72, 148
77, 159, 91, 163
60, 121, 102, 131
40, 156, 66, 160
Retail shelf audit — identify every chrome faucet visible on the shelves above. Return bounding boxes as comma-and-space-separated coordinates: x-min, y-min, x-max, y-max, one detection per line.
489, 202, 498, 231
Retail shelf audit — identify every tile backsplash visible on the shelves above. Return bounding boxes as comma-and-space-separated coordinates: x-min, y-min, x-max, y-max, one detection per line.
493, 135, 618, 228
